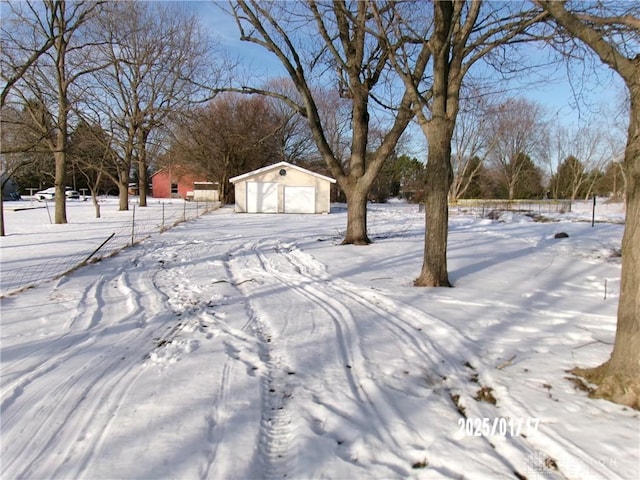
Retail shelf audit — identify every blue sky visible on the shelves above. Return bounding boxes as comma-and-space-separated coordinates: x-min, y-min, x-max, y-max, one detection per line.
190, 1, 627, 159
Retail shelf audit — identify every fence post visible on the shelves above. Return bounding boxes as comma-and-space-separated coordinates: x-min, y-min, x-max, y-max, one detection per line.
131, 204, 136, 245
44, 200, 52, 224
162, 202, 165, 229
183, 200, 186, 221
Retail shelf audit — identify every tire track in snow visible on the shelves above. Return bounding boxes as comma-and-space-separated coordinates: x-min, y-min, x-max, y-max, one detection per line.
199, 351, 233, 480
211, 235, 559, 478
227, 242, 301, 480
229, 239, 561, 477
261, 245, 453, 459
0, 270, 140, 408
283, 244, 591, 479
197, 298, 261, 479
1, 249, 180, 480
195, 251, 267, 480
229, 241, 428, 477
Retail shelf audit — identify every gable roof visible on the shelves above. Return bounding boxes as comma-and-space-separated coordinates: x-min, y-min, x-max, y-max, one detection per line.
229, 161, 336, 184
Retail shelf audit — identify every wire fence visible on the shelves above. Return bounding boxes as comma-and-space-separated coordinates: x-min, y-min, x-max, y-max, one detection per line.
447, 199, 574, 217
0, 200, 220, 297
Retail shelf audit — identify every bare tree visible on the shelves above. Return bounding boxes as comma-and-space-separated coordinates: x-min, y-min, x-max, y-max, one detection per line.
536, 0, 640, 409
449, 93, 498, 202
1, 106, 38, 235
168, 93, 285, 203
261, 78, 317, 164
0, 2, 56, 108
485, 98, 548, 200
601, 98, 631, 202
68, 119, 118, 218
226, 1, 417, 244
1, 0, 104, 224
374, 1, 547, 286
86, 1, 214, 210
548, 124, 611, 200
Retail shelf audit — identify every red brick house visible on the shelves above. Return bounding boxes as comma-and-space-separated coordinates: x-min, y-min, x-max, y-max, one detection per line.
151, 168, 219, 201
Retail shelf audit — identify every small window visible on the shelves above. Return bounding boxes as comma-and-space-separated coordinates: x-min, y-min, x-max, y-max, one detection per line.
171, 182, 178, 194
279, 169, 287, 176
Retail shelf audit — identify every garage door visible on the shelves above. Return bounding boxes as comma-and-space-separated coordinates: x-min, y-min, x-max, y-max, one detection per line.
247, 182, 278, 213
284, 186, 315, 214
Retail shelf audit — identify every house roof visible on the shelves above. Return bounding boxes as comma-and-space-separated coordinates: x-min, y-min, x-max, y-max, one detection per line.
150, 168, 169, 179
229, 161, 336, 184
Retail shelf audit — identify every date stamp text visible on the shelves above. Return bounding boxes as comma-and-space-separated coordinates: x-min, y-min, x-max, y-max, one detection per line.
458, 417, 540, 437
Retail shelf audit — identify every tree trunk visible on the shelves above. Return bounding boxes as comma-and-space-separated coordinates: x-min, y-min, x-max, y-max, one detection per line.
611, 89, 640, 375
138, 164, 148, 207
0, 184, 5, 237
508, 181, 515, 201
53, 5, 68, 226
536, 0, 640, 409
138, 163, 147, 207
342, 183, 370, 245
415, 120, 453, 287
412, 0, 459, 286
118, 169, 129, 211
91, 188, 101, 218
137, 130, 149, 207
220, 172, 230, 205
575, 86, 640, 409
54, 149, 68, 224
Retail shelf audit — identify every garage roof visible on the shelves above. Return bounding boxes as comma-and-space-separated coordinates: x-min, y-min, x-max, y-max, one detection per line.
229, 161, 336, 184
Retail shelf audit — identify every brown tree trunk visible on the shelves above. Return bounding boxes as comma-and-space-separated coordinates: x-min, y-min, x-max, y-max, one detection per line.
220, 172, 230, 205
137, 130, 149, 207
608, 90, 639, 376
414, 1, 456, 287
54, 149, 67, 224
53, 3, 68, 226
138, 165, 148, 207
537, 0, 640, 408
342, 182, 370, 245
575, 85, 640, 409
118, 169, 129, 211
0, 184, 5, 237
415, 118, 454, 287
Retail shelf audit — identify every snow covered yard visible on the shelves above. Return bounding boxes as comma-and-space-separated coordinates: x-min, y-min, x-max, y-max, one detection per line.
1, 200, 638, 479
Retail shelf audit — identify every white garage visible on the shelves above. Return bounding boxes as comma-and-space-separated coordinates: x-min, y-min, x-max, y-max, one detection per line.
229, 162, 336, 214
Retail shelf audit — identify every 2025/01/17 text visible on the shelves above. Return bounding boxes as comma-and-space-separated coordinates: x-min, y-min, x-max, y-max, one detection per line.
459, 417, 540, 437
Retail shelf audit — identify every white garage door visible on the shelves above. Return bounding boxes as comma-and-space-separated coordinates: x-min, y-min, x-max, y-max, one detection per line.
284, 186, 315, 214
247, 182, 278, 213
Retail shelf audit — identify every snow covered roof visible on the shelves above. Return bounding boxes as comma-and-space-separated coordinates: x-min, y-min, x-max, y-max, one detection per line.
228, 161, 336, 184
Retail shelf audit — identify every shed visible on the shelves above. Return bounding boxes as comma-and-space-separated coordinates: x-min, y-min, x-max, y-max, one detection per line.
151, 167, 219, 202
229, 162, 336, 214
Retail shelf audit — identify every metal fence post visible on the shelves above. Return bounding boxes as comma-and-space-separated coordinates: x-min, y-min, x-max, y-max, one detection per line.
45, 200, 52, 224
131, 204, 136, 245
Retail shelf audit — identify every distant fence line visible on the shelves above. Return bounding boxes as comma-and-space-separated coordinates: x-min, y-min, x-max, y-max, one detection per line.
0, 200, 220, 297
446, 199, 573, 216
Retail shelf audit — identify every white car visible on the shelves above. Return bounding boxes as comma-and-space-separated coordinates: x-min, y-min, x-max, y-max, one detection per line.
35, 187, 56, 200
35, 188, 81, 200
